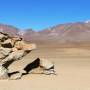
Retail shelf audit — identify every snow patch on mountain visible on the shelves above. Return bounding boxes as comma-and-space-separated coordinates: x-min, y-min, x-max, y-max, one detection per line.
18, 30, 25, 36
85, 20, 90, 23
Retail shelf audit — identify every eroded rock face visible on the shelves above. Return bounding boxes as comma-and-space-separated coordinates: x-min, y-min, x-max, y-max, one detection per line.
0, 32, 56, 80
0, 32, 37, 79
0, 65, 9, 79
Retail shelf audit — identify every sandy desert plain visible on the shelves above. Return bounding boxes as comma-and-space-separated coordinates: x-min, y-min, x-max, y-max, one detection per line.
0, 42, 90, 90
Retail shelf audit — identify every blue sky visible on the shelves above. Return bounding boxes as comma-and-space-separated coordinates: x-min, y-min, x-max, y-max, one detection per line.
0, 0, 90, 31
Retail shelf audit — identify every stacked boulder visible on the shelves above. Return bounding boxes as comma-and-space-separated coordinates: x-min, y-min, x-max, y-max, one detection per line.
0, 32, 56, 80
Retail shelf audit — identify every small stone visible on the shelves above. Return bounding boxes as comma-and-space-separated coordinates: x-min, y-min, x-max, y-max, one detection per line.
0, 65, 9, 79
9, 72, 22, 80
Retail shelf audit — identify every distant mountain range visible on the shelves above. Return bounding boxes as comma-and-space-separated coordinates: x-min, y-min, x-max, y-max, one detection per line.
0, 21, 90, 43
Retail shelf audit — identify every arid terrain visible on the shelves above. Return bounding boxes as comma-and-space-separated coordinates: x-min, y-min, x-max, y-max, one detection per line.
0, 23, 90, 89
0, 43, 90, 90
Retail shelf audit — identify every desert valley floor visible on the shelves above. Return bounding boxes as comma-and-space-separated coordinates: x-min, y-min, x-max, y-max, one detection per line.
0, 43, 90, 90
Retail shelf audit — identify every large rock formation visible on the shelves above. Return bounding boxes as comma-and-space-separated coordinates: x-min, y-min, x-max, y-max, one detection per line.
0, 32, 55, 80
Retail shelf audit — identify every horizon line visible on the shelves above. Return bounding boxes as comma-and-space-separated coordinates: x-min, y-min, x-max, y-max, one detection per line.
0, 20, 90, 31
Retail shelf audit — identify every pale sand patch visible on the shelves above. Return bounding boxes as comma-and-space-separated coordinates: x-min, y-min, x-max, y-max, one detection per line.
0, 47, 90, 90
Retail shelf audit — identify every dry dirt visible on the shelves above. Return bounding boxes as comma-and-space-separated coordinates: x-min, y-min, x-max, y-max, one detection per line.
0, 44, 90, 90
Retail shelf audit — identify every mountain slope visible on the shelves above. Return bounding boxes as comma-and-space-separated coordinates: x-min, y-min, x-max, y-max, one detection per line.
37, 22, 90, 43
1, 22, 90, 43
0, 24, 19, 36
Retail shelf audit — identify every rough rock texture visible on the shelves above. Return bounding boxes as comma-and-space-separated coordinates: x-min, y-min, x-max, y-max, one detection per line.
0, 32, 55, 80
0, 65, 9, 79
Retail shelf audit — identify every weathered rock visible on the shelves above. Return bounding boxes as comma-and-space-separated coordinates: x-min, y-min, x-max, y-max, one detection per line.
9, 72, 22, 80
0, 47, 12, 63
0, 32, 56, 80
0, 65, 9, 79
40, 58, 54, 69
0, 32, 9, 41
